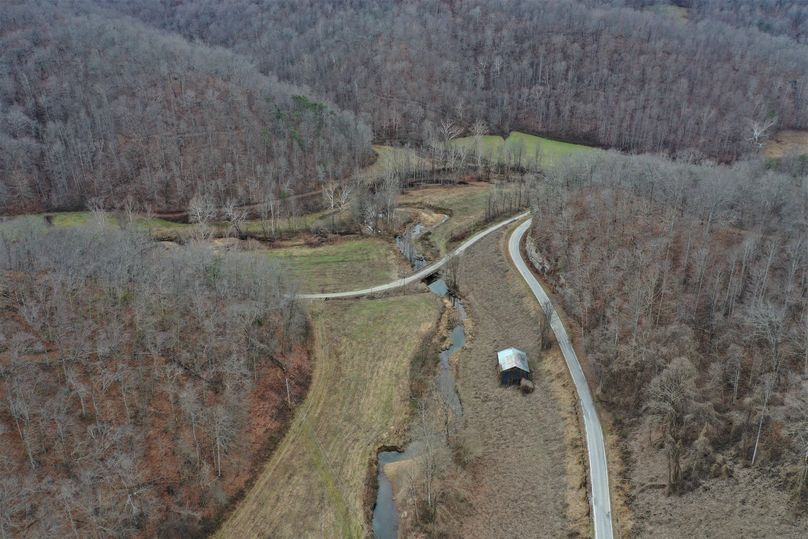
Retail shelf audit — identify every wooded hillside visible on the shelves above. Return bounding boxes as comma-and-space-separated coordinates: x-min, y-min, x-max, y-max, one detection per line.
0, 219, 310, 536
98, 0, 808, 159
529, 153, 808, 504
0, 2, 371, 213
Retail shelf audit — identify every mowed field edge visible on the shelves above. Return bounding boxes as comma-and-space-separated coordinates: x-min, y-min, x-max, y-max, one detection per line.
217, 294, 441, 538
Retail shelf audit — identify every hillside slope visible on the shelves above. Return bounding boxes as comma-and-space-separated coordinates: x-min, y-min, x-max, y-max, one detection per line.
0, 1, 371, 213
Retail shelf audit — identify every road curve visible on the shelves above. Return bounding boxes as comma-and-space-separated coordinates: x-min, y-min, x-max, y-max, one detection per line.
298, 211, 529, 300
509, 218, 614, 539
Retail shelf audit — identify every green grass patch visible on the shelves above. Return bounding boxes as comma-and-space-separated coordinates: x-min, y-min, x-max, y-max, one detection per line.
452, 131, 598, 170
3, 210, 333, 240
262, 237, 406, 293
50, 212, 93, 226
240, 209, 332, 236
360, 144, 431, 181
2, 211, 191, 233
506, 131, 596, 168
650, 4, 689, 21
450, 134, 506, 161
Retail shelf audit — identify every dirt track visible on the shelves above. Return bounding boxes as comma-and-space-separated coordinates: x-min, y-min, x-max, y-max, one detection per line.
453, 230, 575, 538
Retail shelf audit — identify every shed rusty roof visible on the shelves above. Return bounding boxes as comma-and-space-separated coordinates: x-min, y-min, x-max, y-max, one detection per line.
497, 347, 530, 372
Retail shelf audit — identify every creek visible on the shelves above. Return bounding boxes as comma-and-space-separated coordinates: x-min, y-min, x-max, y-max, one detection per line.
372, 221, 465, 538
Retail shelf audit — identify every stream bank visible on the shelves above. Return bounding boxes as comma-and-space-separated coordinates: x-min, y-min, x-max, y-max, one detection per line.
371, 279, 466, 539
371, 220, 466, 538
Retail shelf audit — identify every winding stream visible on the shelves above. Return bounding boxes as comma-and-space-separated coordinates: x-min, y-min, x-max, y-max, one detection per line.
372, 221, 465, 538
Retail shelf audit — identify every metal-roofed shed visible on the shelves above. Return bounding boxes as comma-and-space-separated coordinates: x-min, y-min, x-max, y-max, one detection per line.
497, 347, 531, 385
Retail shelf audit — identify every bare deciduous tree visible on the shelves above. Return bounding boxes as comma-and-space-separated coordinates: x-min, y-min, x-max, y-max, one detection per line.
188, 193, 217, 240
648, 357, 697, 491
749, 116, 777, 148
224, 198, 247, 238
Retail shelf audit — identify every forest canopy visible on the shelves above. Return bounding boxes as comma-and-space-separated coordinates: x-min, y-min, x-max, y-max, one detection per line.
529, 152, 808, 496
1, 0, 807, 535
0, 1, 371, 213
3, 0, 808, 213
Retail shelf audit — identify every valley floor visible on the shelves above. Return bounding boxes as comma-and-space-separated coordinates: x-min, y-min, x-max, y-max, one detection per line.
451, 230, 589, 538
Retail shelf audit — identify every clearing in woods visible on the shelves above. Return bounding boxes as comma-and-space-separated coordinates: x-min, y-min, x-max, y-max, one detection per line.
4, 211, 188, 233
360, 144, 431, 180
451, 131, 598, 169
764, 129, 808, 159
1, 210, 328, 241
650, 4, 689, 21
217, 294, 441, 538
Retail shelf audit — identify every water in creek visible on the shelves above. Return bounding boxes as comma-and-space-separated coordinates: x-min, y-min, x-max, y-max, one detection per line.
395, 223, 426, 269
371, 445, 419, 539
372, 231, 466, 538
437, 294, 465, 418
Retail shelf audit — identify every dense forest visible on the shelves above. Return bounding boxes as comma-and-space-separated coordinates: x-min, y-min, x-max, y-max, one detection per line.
97, 0, 808, 159
0, 218, 310, 536
0, 2, 371, 213
529, 153, 808, 501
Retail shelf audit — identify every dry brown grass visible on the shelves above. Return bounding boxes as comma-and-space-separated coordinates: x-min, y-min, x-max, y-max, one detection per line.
599, 410, 635, 537
534, 346, 591, 535
399, 183, 493, 255
764, 129, 808, 158
450, 229, 573, 538
216, 294, 441, 538
503, 226, 592, 537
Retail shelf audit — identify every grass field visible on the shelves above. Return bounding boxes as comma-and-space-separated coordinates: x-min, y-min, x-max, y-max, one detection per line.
5, 211, 189, 230
450, 134, 505, 157
240, 209, 334, 236
262, 237, 407, 293
452, 131, 597, 170
217, 294, 441, 538
4, 209, 337, 240
651, 3, 689, 21
0, 212, 195, 239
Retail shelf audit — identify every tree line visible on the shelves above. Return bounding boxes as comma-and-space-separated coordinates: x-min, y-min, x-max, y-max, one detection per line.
599, 1, 808, 44
5, 0, 806, 215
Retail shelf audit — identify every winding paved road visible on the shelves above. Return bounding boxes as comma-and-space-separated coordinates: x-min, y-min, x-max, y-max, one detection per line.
298, 211, 529, 299
509, 218, 614, 539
